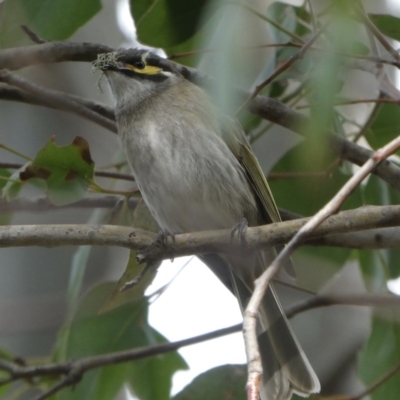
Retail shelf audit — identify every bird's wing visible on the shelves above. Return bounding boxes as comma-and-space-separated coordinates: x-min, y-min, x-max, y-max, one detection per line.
220, 115, 296, 278
220, 116, 281, 223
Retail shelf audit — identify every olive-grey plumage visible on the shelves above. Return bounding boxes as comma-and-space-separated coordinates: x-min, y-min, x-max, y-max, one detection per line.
95, 48, 320, 400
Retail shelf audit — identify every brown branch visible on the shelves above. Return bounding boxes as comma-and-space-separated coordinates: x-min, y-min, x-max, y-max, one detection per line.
248, 95, 400, 193
0, 323, 242, 398
0, 42, 113, 71
357, 6, 400, 63
0, 70, 117, 133
20, 25, 46, 44
1, 196, 400, 249
0, 205, 399, 256
243, 135, 400, 400
349, 361, 400, 400
286, 294, 400, 319
0, 83, 116, 121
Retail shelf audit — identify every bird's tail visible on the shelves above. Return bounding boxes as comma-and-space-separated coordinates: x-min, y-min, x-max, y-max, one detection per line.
233, 274, 320, 400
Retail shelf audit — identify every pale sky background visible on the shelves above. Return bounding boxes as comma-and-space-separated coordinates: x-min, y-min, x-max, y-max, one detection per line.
114, 0, 400, 396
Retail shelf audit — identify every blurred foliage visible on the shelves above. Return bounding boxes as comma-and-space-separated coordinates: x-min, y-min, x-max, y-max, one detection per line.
359, 313, 400, 400
54, 282, 187, 400
173, 364, 247, 400
1, 1, 400, 400
0, 0, 101, 47
369, 14, 400, 42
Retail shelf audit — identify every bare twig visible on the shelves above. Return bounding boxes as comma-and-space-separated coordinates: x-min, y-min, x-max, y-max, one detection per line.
357, 6, 400, 63
243, 135, 400, 400
349, 361, 400, 400
20, 25, 46, 44
0, 70, 117, 133
236, 21, 329, 114
0, 324, 241, 393
286, 294, 400, 319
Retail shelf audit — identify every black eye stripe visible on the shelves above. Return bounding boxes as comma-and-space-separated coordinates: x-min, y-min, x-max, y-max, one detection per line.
133, 60, 145, 69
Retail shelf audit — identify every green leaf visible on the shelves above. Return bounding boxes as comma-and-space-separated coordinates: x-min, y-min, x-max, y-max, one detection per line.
0, 0, 102, 47
57, 282, 187, 400
173, 364, 247, 400
359, 313, 400, 400
129, 0, 211, 49
20, 136, 94, 206
369, 14, 400, 42
365, 103, 400, 150
1, 165, 25, 201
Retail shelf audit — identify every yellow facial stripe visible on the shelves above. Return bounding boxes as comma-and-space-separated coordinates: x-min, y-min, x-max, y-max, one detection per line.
125, 64, 162, 75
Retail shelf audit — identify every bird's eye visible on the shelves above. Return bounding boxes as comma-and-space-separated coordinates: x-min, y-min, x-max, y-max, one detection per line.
133, 60, 145, 70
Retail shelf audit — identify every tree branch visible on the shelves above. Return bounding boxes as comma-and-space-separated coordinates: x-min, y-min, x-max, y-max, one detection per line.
0, 83, 116, 121
243, 136, 400, 400
0, 324, 241, 399
0, 70, 117, 133
286, 294, 400, 319
0, 205, 400, 256
0, 42, 113, 70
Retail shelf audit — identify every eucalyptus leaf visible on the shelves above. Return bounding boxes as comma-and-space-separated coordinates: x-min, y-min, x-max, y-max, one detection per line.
365, 103, 400, 150
129, 0, 211, 49
0, 0, 101, 47
173, 364, 247, 400
358, 313, 400, 400
369, 14, 400, 42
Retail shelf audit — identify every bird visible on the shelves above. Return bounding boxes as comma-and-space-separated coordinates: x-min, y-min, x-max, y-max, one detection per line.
93, 48, 320, 400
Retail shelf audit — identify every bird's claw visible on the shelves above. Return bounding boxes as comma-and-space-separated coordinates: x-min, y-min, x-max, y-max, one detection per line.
230, 217, 248, 245
158, 229, 176, 247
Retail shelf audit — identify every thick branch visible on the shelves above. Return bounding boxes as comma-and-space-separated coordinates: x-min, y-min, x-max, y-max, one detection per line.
0, 42, 113, 70
0, 205, 399, 255
0, 70, 117, 133
0, 83, 115, 121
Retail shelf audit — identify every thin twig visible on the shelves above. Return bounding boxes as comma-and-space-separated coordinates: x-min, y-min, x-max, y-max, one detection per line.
0, 161, 133, 182
356, 5, 400, 63
349, 361, 400, 400
0, 70, 117, 133
20, 25, 46, 44
243, 135, 400, 400
0, 324, 242, 384
286, 294, 400, 319
236, 21, 329, 115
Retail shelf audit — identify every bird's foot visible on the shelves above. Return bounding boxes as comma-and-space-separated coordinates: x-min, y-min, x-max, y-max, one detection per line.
157, 229, 176, 247
230, 217, 248, 246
